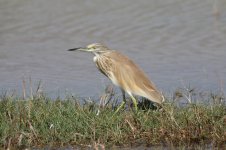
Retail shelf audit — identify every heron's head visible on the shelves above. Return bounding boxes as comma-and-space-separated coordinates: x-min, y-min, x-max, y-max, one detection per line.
68, 43, 110, 55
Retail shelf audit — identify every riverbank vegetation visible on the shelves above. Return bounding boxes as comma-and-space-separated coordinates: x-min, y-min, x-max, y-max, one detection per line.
0, 88, 225, 149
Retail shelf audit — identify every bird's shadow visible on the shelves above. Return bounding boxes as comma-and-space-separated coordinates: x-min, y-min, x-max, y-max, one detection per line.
137, 97, 158, 110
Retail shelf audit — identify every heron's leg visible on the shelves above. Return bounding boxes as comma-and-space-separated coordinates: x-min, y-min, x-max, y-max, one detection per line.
114, 89, 126, 113
122, 89, 126, 100
128, 93, 138, 111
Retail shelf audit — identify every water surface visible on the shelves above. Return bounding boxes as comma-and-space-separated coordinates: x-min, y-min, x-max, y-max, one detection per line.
0, 0, 226, 98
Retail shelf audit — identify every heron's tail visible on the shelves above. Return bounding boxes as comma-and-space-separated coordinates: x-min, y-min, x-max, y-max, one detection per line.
146, 90, 164, 104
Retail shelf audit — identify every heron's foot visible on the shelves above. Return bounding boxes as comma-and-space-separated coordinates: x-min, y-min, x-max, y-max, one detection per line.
114, 100, 126, 114
133, 102, 138, 112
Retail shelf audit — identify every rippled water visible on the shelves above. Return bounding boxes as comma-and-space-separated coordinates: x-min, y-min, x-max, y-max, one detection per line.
0, 0, 226, 98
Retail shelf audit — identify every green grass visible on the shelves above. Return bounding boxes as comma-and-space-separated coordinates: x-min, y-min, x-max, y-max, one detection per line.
0, 92, 225, 149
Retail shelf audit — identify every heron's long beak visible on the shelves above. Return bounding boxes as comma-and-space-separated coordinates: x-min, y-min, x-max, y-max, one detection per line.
68, 47, 86, 51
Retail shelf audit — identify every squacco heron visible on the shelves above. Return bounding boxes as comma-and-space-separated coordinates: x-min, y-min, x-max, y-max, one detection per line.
68, 43, 164, 112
